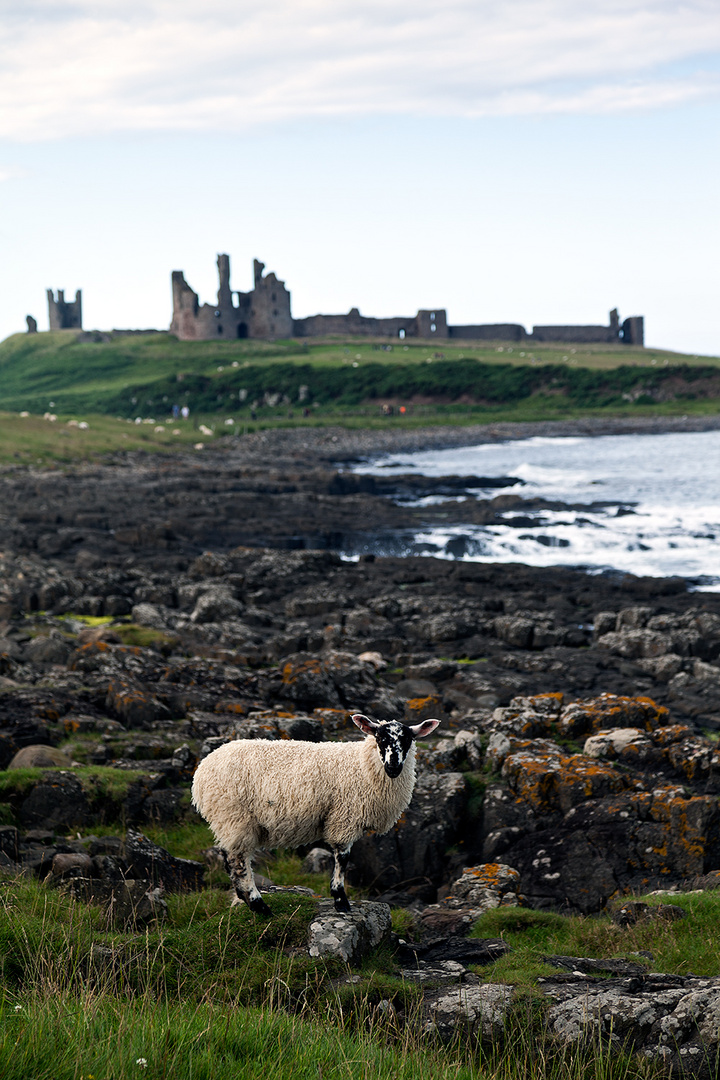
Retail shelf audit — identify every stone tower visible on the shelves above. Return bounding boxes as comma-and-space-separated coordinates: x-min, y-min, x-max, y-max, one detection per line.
47, 289, 82, 330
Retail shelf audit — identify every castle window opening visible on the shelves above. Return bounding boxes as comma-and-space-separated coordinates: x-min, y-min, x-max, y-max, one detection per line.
214, 310, 221, 317
217, 325, 223, 334
430, 323, 436, 332
237, 322, 248, 339
430, 312, 435, 319
398, 328, 405, 339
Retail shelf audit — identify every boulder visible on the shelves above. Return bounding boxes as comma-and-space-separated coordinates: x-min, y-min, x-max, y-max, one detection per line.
23, 634, 71, 665
8, 745, 73, 769
18, 772, 89, 830
441, 863, 524, 914
307, 900, 391, 963
63, 877, 168, 929
424, 984, 514, 1041
191, 589, 243, 624
106, 679, 171, 729
122, 829, 205, 892
301, 848, 334, 874
540, 971, 720, 1076
351, 770, 467, 894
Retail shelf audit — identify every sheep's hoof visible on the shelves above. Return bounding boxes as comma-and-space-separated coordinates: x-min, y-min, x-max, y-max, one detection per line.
333, 895, 352, 914
248, 896, 273, 917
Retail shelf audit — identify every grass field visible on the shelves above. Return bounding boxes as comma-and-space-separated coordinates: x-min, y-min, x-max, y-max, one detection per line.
0, 330, 718, 464
1, 858, 713, 1080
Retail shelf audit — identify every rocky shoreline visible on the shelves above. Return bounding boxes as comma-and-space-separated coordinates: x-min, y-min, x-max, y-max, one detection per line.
3, 419, 720, 1072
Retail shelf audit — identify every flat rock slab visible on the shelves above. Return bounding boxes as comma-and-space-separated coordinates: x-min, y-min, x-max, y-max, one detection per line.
424, 983, 515, 1040
400, 959, 468, 983
308, 900, 391, 963
538, 971, 720, 1076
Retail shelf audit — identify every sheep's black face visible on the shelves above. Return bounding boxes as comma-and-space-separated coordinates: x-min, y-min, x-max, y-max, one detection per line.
352, 713, 441, 778
372, 721, 414, 779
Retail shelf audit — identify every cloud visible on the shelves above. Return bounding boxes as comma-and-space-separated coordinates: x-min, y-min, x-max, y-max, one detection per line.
1, 1, 719, 139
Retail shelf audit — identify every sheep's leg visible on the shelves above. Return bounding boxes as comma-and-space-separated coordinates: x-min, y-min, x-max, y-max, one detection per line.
224, 849, 272, 917
330, 845, 352, 913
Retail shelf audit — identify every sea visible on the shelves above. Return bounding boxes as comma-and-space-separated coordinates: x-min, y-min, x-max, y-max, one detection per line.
351, 429, 720, 589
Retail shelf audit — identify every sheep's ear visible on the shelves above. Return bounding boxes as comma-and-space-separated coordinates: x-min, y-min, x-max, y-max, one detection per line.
409, 719, 440, 739
352, 713, 379, 734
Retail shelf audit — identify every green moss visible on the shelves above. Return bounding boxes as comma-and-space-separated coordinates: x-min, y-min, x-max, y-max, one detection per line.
114, 624, 180, 651
59, 613, 114, 626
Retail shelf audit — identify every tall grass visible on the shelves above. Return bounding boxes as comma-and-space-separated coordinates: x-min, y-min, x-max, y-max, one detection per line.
0, 873, 673, 1080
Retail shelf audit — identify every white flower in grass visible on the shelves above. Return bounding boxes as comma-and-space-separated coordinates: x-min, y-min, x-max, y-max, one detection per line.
14, 1004, 22, 1011
136, 1059, 148, 1067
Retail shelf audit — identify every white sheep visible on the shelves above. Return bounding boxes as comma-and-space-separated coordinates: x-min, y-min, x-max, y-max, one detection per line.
191, 713, 440, 915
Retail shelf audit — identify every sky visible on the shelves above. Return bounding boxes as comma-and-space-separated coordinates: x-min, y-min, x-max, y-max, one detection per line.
1, 1, 719, 354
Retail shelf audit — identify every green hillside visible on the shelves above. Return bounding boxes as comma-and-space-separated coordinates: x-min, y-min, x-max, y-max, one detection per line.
0, 330, 719, 424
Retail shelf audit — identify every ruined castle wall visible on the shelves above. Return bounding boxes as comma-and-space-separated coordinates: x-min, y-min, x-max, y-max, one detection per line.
622, 317, 644, 346
168, 256, 645, 348
293, 310, 412, 338
293, 308, 449, 339
530, 325, 619, 344
449, 323, 527, 342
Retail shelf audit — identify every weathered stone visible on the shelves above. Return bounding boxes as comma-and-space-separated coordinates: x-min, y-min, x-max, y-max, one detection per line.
307, 900, 391, 963
19, 772, 89, 829
539, 972, 720, 1075
23, 634, 71, 665
63, 876, 168, 929
191, 589, 243, 623
301, 848, 334, 874
8, 745, 73, 769
122, 829, 205, 892
51, 851, 93, 877
441, 863, 523, 914
425, 983, 514, 1041
350, 770, 466, 892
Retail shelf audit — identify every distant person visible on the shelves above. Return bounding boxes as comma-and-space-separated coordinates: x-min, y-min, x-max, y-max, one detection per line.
181, 405, 189, 419
172, 404, 180, 418
250, 408, 257, 421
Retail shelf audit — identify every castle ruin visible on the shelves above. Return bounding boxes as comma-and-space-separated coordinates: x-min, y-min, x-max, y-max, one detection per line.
170, 255, 644, 347
170, 256, 292, 341
47, 289, 82, 331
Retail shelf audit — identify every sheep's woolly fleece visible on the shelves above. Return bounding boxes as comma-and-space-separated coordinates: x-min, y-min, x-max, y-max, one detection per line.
191, 733, 418, 854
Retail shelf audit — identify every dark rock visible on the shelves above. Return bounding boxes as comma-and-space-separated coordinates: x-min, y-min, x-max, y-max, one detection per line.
106, 679, 171, 728
351, 770, 466, 892
542, 954, 650, 976
122, 829, 204, 891
0, 825, 19, 860
399, 935, 511, 966
63, 876, 168, 928
18, 772, 89, 830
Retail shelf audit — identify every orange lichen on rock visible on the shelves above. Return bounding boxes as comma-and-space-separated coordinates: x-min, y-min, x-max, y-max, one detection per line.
502, 746, 625, 814
558, 693, 670, 738
281, 658, 323, 683
404, 694, 444, 723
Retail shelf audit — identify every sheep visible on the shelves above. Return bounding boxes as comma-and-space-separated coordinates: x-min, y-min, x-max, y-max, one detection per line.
191, 713, 440, 915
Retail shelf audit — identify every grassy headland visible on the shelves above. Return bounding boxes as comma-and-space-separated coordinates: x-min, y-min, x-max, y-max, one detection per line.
0, 330, 718, 464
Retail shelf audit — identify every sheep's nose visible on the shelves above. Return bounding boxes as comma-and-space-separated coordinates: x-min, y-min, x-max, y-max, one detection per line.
384, 762, 403, 778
